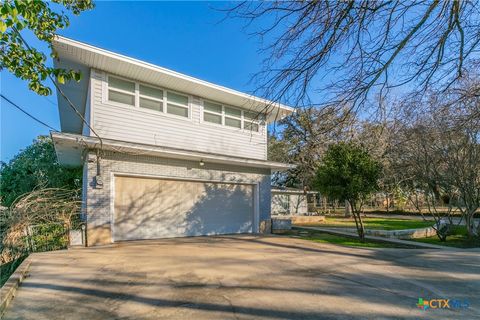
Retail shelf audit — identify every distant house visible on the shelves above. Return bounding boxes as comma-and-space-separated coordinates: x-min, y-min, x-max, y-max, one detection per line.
271, 188, 318, 215
50, 37, 294, 246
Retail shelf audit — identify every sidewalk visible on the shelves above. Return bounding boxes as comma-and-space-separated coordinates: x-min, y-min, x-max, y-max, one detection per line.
293, 226, 455, 250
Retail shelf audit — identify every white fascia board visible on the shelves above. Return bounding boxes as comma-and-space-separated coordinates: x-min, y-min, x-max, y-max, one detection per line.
52, 36, 294, 123
51, 132, 295, 171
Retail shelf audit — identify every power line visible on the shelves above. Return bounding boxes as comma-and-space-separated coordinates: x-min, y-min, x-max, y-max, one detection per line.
1, 94, 58, 131
12, 27, 104, 153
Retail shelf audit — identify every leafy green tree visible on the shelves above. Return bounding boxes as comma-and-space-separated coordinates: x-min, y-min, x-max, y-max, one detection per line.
0, 0, 94, 95
314, 142, 382, 240
0, 136, 82, 207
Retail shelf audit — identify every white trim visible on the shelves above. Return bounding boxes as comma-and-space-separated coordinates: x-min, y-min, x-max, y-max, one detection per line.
110, 172, 260, 242
52, 131, 295, 170
110, 170, 115, 243
103, 72, 193, 121
54, 36, 294, 117
200, 98, 264, 136
254, 183, 260, 233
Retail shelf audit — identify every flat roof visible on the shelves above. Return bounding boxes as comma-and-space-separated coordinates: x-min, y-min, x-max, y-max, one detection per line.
52, 132, 295, 171
53, 36, 294, 133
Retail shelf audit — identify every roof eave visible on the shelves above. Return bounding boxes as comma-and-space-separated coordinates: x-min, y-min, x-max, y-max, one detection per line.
52, 36, 294, 128
51, 132, 295, 172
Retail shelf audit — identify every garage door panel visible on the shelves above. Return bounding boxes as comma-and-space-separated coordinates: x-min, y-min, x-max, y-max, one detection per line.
114, 176, 254, 241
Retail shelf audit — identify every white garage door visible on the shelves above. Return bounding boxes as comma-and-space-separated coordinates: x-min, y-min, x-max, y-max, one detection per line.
113, 176, 254, 241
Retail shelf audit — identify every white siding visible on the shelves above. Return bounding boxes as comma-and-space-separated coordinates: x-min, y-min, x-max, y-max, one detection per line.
271, 193, 309, 215
90, 70, 267, 160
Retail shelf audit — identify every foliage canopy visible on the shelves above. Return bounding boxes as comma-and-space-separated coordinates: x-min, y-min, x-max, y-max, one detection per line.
0, 0, 94, 95
314, 142, 382, 204
0, 136, 82, 207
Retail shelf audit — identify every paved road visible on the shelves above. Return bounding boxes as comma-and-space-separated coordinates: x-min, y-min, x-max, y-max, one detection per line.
4, 235, 480, 319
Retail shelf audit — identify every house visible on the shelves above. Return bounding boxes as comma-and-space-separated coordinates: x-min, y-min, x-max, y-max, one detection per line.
50, 37, 294, 246
271, 188, 318, 216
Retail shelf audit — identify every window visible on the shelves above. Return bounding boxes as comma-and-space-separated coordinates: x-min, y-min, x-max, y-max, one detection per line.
166, 92, 189, 117
106, 74, 191, 119
108, 76, 135, 106
139, 84, 163, 112
224, 106, 241, 128
202, 100, 264, 132
244, 111, 264, 132
203, 101, 222, 124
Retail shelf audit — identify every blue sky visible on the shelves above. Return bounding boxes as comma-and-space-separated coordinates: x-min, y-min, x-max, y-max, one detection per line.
1, 1, 267, 162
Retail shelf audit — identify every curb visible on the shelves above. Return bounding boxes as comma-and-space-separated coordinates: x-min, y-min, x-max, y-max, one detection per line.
0, 256, 32, 319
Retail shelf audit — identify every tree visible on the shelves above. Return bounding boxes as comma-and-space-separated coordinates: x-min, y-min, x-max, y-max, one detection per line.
228, 1, 480, 116
387, 81, 480, 239
0, 0, 94, 95
0, 136, 82, 207
268, 107, 352, 188
314, 142, 382, 240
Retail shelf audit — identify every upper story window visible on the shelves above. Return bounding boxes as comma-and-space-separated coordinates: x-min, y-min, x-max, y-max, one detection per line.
225, 106, 242, 129
167, 92, 189, 117
139, 84, 163, 112
202, 99, 264, 132
244, 111, 264, 132
108, 77, 135, 106
203, 101, 223, 124
106, 75, 189, 118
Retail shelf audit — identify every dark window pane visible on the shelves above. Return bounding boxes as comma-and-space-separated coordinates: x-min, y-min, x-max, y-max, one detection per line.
204, 101, 222, 113
167, 92, 188, 106
167, 104, 188, 117
109, 77, 135, 93
245, 122, 259, 132
204, 112, 222, 124
140, 97, 163, 112
108, 90, 134, 105
225, 117, 241, 128
140, 85, 163, 100
225, 106, 241, 118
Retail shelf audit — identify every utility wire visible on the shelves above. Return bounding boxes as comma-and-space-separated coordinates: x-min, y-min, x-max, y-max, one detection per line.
12, 27, 104, 153
1, 94, 58, 131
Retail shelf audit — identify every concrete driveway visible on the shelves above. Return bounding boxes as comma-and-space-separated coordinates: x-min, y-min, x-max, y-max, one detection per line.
4, 235, 479, 320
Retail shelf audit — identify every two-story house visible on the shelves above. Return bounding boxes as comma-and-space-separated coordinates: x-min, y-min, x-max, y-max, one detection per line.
51, 37, 294, 246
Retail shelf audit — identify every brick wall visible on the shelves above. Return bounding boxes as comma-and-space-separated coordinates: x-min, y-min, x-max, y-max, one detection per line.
83, 151, 272, 245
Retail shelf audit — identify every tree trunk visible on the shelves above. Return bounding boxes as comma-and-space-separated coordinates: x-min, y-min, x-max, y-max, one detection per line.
344, 200, 352, 217
465, 209, 479, 238
350, 201, 365, 241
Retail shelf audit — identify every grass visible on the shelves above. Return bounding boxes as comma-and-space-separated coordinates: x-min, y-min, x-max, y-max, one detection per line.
410, 226, 480, 248
297, 217, 434, 230
283, 230, 412, 248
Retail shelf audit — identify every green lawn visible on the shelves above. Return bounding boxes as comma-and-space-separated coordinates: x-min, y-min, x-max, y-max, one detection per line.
410, 226, 480, 248
301, 233, 410, 248
283, 231, 412, 248
297, 217, 434, 230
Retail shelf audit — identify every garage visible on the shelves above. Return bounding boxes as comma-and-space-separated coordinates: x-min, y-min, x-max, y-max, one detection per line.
113, 176, 255, 241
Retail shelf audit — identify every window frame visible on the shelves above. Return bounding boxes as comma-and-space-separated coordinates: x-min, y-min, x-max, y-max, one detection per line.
106, 76, 136, 107
243, 111, 264, 133
138, 83, 164, 112
203, 100, 224, 125
165, 91, 190, 119
104, 74, 191, 120
201, 99, 264, 134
